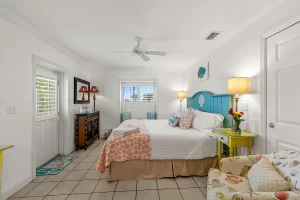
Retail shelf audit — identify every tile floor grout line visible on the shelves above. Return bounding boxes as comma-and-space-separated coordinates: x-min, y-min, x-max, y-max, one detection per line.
19, 180, 42, 198
67, 169, 89, 196
200, 188, 207, 199
135, 179, 138, 200
112, 180, 119, 200
174, 178, 184, 200
156, 179, 160, 200
193, 177, 207, 198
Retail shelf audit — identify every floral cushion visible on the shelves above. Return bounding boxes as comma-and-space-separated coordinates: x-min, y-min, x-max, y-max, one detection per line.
207, 155, 300, 200
178, 110, 194, 129
220, 155, 264, 178
268, 151, 300, 192
248, 157, 291, 192
207, 168, 252, 200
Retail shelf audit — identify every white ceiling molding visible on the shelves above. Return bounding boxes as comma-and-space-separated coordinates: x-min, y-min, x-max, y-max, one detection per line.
0, 7, 86, 64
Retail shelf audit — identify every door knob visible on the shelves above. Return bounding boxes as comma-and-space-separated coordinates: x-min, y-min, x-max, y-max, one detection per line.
269, 122, 275, 128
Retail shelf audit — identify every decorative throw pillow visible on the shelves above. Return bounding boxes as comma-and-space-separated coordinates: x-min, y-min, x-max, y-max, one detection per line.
176, 109, 184, 118
248, 157, 291, 192
168, 114, 179, 127
268, 150, 300, 192
179, 110, 194, 129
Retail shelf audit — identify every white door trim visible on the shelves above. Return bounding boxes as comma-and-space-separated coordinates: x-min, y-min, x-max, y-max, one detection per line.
32, 55, 70, 180
260, 16, 300, 154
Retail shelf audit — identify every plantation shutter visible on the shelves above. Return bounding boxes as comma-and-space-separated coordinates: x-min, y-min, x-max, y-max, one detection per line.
36, 75, 57, 116
121, 82, 156, 119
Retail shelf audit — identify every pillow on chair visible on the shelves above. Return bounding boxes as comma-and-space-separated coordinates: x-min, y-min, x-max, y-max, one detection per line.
248, 157, 291, 192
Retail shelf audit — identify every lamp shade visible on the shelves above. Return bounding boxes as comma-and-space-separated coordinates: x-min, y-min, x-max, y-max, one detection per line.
228, 77, 249, 94
177, 91, 186, 99
90, 86, 99, 94
79, 86, 88, 93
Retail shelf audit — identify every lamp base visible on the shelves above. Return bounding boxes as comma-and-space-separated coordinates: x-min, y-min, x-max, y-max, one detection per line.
234, 94, 239, 112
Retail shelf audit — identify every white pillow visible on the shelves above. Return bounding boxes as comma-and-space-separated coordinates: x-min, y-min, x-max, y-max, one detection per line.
192, 110, 224, 130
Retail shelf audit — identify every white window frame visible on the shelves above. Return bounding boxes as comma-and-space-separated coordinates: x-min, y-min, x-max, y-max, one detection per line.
120, 80, 157, 119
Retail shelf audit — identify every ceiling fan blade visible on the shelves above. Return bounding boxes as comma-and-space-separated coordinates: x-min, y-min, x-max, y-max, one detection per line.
144, 51, 167, 56
114, 51, 133, 53
140, 54, 150, 62
121, 54, 136, 60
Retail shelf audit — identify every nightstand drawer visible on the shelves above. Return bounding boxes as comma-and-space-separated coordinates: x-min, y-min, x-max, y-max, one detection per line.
218, 134, 229, 145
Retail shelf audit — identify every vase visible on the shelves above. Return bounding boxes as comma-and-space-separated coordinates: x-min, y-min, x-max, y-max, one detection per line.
231, 121, 242, 134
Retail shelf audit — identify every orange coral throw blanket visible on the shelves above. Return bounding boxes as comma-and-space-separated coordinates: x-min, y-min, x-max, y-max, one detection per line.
96, 120, 151, 173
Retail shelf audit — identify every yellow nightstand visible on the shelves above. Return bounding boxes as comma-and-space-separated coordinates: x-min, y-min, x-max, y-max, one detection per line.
0, 145, 13, 200
217, 129, 259, 167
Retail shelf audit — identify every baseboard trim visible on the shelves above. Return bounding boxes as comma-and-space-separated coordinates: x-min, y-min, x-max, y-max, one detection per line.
2, 175, 32, 200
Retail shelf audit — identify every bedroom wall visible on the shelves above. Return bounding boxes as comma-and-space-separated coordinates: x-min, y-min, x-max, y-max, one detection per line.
0, 16, 107, 199
183, 0, 300, 154
99, 68, 185, 135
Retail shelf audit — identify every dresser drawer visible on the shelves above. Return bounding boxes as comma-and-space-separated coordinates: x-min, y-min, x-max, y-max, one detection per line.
218, 134, 229, 145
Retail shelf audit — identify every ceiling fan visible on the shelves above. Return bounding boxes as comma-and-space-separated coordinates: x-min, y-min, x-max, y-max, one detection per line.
115, 37, 167, 62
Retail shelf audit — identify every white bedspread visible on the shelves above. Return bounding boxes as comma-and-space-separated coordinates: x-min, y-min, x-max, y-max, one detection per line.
145, 120, 218, 160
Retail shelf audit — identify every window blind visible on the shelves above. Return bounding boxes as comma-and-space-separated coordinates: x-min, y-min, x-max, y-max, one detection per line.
36, 75, 57, 116
121, 82, 156, 119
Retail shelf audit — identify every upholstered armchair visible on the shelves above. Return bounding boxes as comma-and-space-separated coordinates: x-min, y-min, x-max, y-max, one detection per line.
207, 153, 300, 200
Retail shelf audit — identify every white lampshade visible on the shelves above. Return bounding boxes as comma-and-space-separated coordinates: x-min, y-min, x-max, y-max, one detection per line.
177, 91, 186, 99
228, 77, 249, 94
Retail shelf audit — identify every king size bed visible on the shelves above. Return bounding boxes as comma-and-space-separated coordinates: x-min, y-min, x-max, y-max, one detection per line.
96, 91, 232, 181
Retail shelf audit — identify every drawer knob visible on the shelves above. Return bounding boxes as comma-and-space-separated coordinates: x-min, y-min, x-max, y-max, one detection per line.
221, 137, 224, 139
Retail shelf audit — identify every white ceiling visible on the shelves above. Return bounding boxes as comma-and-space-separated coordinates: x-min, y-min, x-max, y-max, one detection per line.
1, 0, 283, 70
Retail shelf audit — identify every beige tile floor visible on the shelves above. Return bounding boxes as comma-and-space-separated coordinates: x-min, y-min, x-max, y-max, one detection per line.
9, 140, 208, 200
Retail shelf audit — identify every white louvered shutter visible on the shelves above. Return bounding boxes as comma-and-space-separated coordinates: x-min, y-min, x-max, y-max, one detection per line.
121, 82, 156, 119
36, 75, 57, 117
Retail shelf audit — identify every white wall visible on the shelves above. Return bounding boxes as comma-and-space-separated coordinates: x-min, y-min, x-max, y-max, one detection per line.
0, 17, 107, 199
99, 69, 185, 135
183, 0, 300, 154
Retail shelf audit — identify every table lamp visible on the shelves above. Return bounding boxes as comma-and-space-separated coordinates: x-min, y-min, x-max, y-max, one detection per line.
177, 91, 186, 109
78, 86, 88, 100
90, 86, 99, 112
227, 77, 249, 111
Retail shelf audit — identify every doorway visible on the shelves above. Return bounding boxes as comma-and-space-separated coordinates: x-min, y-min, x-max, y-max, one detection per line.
262, 19, 300, 153
35, 67, 60, 167
32, 55, 68, 180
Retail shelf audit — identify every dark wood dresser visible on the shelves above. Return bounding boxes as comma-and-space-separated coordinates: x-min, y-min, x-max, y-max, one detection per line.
75, 111, 100, 150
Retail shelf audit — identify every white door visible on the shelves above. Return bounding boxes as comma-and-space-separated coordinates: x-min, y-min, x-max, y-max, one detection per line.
35, 67, 59, 167
267, 22, 300, 153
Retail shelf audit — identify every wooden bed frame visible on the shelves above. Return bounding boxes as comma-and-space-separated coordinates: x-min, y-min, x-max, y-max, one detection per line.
107, 91, 232, 181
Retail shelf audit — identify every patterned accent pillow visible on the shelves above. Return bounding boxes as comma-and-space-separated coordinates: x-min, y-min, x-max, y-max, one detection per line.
268, 150, 300, 191
248, 157, 291, 192
168, 114, 179, 127
179, 110, 194, 129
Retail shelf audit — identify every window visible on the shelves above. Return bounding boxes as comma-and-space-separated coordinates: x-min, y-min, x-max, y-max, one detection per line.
121, 82, 156, 119
36, 75, 57, 116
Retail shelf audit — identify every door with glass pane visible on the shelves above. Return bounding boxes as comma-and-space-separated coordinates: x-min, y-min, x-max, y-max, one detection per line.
121, 82, 156, 119
35, 67, 59, 167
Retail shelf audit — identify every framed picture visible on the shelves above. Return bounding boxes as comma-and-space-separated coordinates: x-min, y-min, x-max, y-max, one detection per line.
198, 62, 209, 81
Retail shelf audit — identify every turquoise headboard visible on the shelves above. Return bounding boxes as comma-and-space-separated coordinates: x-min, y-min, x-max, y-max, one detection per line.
187, 91, 232, 128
